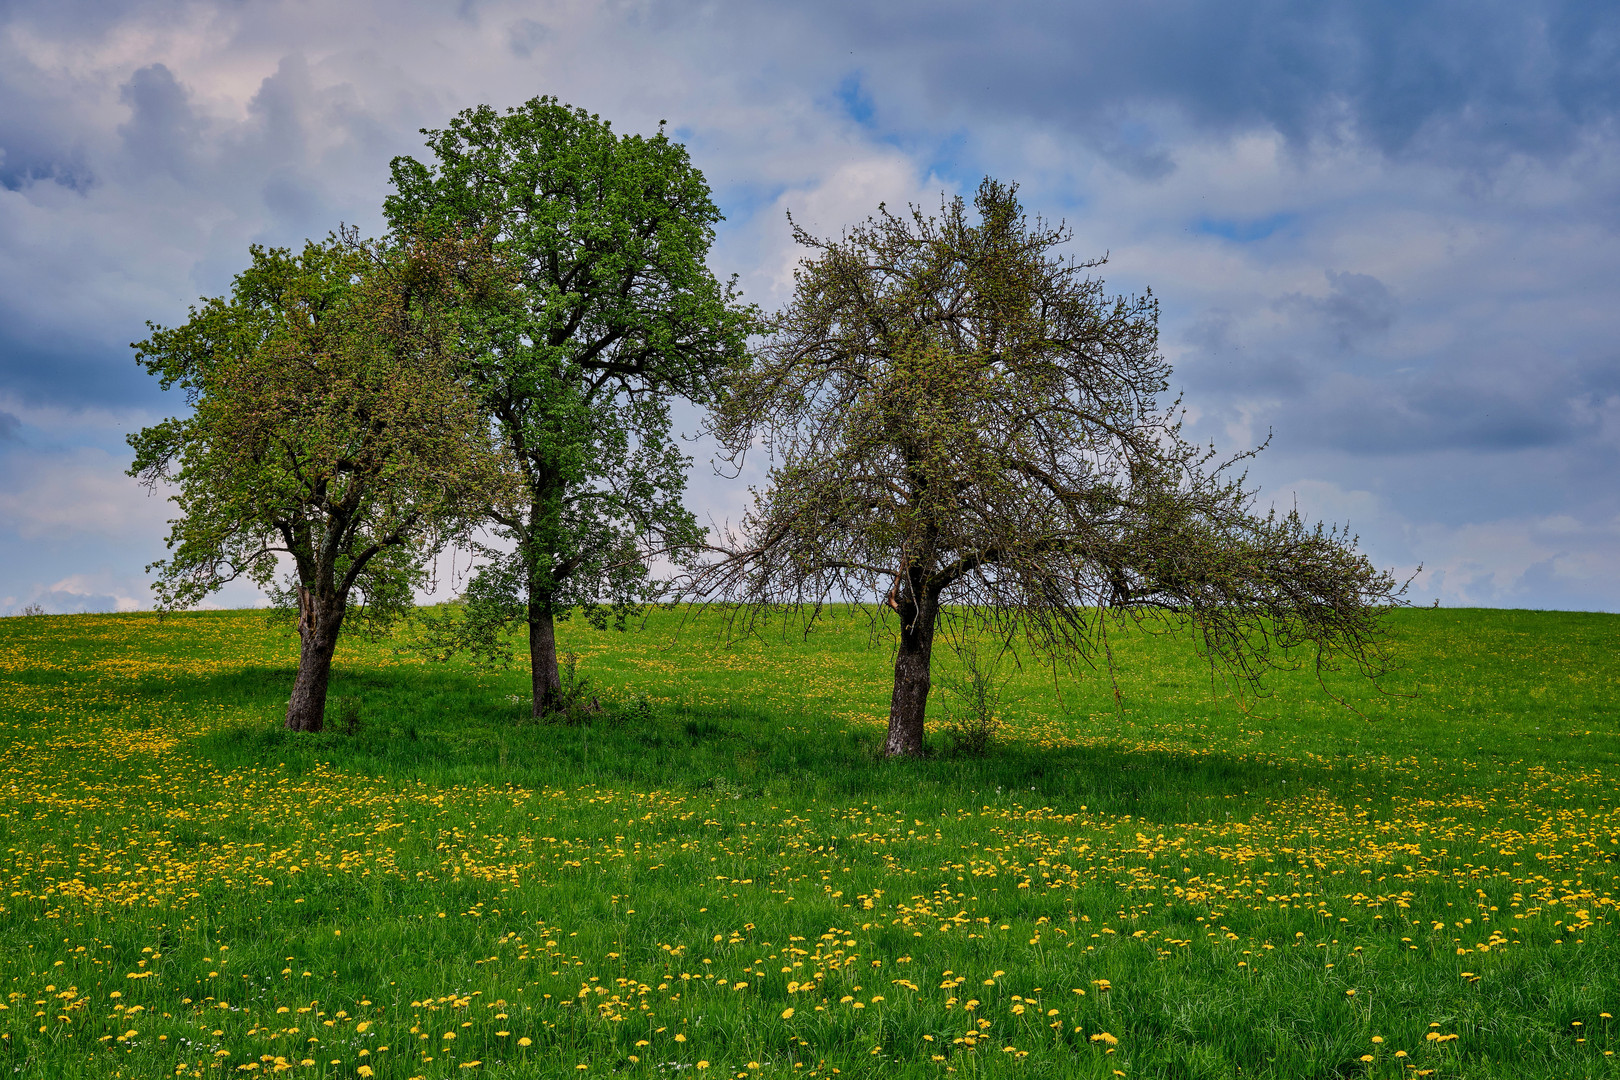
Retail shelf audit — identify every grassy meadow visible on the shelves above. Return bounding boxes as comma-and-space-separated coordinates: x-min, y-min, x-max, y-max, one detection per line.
0, 605, 1616, 1079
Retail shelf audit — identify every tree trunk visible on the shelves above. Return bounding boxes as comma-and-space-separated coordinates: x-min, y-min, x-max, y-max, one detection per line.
285, 587, 344, 732
528, 594, 562, 718
885, 587, 941, 757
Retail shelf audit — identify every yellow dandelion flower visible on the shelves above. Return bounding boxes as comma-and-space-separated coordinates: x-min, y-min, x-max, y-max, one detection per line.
781, 1008, 794, 1020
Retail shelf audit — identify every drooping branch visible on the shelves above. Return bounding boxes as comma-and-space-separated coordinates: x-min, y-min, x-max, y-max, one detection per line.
688, 178, 1407, 748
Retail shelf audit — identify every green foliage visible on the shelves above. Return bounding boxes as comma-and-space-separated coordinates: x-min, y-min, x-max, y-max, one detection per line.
127, 229, 514, 631
332, 693, 362, 735
415, 561, 529, 667
553, 650, 599, 725
385, 97, 757, 703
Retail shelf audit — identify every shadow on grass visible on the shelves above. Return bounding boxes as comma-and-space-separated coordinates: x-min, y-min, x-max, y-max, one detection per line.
174, 663, 1335, 824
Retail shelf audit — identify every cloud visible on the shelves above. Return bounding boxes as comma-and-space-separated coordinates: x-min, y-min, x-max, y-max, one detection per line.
34, 572, 146, 614
1135, 134, 1618, 480
0, 445, 171, 540
729, 0, 1620, 172
505, 18, 550, 59
1257, 478, 1620, 612
0, 0, 1615, 611
0, 11, 452, 410
0, 33, 94, 193
118, 63, 203, 179
1413, 513, 1620, 610
1265, 477, 1391, 541
1279, 270, 1397, 350
1272, 348, 1618, 457
752, 155, 956, 301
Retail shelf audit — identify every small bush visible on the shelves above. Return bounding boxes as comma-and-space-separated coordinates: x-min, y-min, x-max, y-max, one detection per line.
551, 652, 600, 725
939, 639, 1012, 757
334, 695, 361, 735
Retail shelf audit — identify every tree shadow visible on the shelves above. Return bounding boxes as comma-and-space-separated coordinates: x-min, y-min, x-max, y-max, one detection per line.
162, 662, 1346, 824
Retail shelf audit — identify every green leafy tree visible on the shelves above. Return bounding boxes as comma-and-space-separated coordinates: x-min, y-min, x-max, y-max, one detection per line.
129, 229, 516, 732
703, 180, 1406, 757
385, 97, 755, 714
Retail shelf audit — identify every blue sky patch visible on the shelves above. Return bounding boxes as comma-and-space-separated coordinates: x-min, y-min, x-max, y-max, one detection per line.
836, 73, 876, 128
1192, 213, 1298, 243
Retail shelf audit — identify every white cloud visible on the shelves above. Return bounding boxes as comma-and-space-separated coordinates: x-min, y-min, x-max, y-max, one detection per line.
1413, 513, 1620, 610
749, 154, 957, 304
0, 445, 171, 541
42, 571, 146, 612
1266, 478, 1387, 532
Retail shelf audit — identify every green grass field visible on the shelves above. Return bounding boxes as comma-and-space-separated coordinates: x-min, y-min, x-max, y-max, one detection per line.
0, 605, 1616, 1079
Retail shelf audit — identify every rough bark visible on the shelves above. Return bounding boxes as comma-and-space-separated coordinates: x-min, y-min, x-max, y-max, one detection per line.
285, 588, 344, 732
528, 594, 562, 717
884, 587, 940, 757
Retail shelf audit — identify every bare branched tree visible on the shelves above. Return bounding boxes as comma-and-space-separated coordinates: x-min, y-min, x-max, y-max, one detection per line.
697, 179, 1406, 757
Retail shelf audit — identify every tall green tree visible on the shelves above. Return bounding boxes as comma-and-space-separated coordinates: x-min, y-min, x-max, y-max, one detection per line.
129, 229, 515, 732
703, 180, 1406, 757
385, 97, 754, 714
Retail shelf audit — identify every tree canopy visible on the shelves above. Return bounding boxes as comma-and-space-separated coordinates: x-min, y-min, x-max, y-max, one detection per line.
385, 97, 755, 713
702, 180, 1405, 756
128, 229, 515, 732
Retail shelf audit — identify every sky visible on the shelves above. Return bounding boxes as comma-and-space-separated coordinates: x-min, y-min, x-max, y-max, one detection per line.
1, 0, 1617, 614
